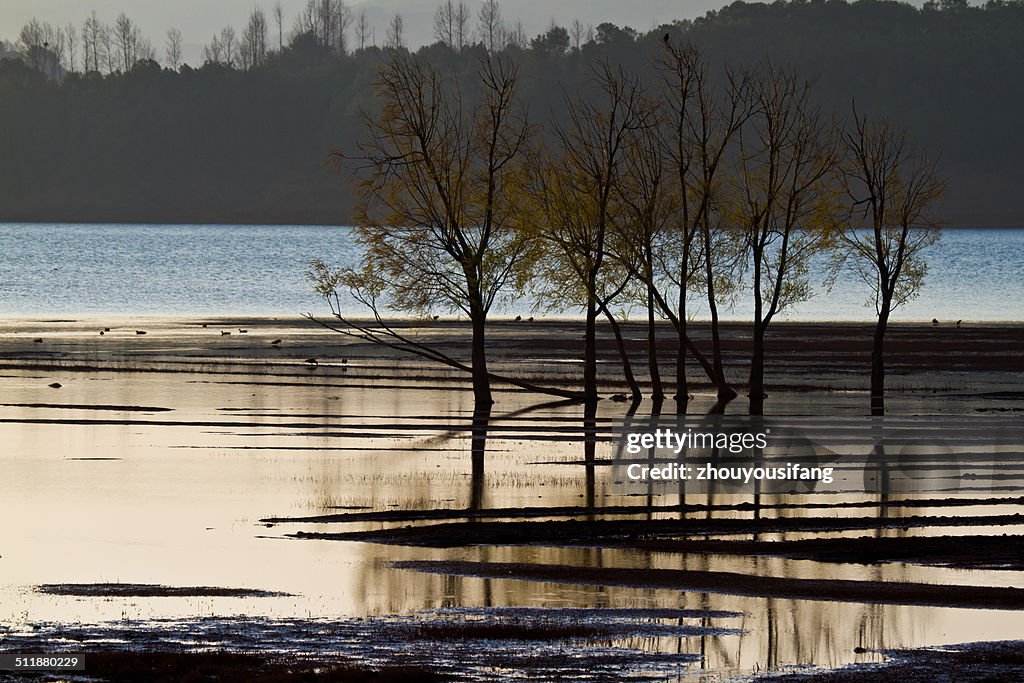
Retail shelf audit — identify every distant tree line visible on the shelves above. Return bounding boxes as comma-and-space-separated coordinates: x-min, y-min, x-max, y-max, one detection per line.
310, 44, 943, 416
0, 0, 1019, 228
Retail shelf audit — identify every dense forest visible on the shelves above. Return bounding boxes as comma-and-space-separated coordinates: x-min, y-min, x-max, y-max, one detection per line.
1, 0, 1023, 225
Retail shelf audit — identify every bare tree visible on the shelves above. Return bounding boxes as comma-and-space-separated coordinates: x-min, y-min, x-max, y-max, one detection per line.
64, 23, 77, 72
240, 8, 268, 69
652, 41, 752, 406
434, 0, 456, 47
316, 55, 563, 405
453, 1, 470, 51
294, 0, 352, 53
220, 26, 237, 67
165, 28, 183, 69
836, 109, 945, 415
99, 22, 115, 73
17, 19, 55, 73
113, 13, 138, 71
82, 12, 103, 73
735, 62, 839, 415
477, 0, 505, 52
507, 20, 527, 49
531, 62, 653, 402
612, 96, 675, 404
354, 11, 370, 51
433, 0, 468, 50
569, 19, 584, 50
273, 2, 285, 51
385, 13, 405, 50
203, 27, 237, 66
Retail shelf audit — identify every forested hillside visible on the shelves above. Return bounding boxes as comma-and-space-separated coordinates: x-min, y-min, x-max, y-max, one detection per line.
1, 0, 1022, 225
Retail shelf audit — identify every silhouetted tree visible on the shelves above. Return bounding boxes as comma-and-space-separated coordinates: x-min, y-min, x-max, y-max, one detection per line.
165, 28, 183, 69
385, 14, 405, 50
532, 62, 653, 402
836, 109, 945, 415
736, 62, 839, 415
325, 54, 542, 406
477, 0, 505, 52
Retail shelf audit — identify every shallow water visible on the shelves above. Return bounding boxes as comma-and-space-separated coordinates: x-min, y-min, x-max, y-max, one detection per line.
0, 224, 1022, 321
2, 366, 1024, 679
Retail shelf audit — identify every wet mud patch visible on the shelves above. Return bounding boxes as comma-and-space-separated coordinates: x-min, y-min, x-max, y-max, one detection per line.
0, 611, 726, 682
36, 583, 291, 598
285, 512, 1024, 547
756, 640, 1024, 682
0, 652, 438, 683
608, 533, 1024, 571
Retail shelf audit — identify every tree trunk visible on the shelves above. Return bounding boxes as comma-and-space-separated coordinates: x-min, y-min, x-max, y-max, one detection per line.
647, 284, 664, 402
704, 237, 735, 401
469, 406, 491, 510
601, 303, 641, 401
871, 304, 891, 416
469, 298, 493, 407
749, 323, 765, 416
584, 293, 599, 402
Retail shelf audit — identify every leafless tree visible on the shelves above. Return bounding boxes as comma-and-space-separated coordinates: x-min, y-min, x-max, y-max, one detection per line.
453, 2, 470, 51
315, 55, 566, 405
64, 23, 77, 72
836, 109, 945, 415
354, 11, 370, 51
531, 62, 654, 402
273, 2, 285, 51
434, 0, 469, 51
165, 28, 183, 69
113, 13, 139, 71
385, 13, 405, 50
18, 19, 55, 73
477, 0, 505, 52
735, 62, 840, 415
240, 8, 268, 69
294, 0, 352, 54
204, 26, 237, 67
651, 41, 752, 406
220, 26, 237, 66
613, 97, 674, 404
507, 20, 527, 49
569, 19, 585, 50
82, 12, 103, 73
99, 23, 115, 73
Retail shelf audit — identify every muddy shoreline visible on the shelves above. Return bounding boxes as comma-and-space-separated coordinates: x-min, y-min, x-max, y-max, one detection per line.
1, 318, 1022, 399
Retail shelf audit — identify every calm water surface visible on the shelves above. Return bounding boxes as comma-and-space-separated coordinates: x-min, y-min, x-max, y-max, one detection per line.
0, 224, 1021, 320
1, 367, 1024, 678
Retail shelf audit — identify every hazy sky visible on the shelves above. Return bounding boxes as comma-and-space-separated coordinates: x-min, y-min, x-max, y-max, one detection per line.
0, 0, 718, 64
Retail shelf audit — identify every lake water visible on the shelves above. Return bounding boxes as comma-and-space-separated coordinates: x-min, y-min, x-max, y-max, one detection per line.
0, 223, 1021, 321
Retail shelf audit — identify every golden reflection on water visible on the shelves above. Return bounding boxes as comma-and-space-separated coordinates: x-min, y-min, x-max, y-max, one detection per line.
1, 367, 1024, 677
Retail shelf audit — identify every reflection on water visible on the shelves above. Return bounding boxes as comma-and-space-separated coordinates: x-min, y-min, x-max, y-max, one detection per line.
1, 367, 1024, 678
